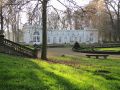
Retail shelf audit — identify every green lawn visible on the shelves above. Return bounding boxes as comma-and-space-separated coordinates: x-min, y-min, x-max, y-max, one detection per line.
96, 47, 120, 52
0, 54, 120, 90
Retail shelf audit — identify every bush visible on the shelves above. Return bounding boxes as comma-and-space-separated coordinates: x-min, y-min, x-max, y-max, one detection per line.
72, 42, 80, 50
33, 44, 41, 48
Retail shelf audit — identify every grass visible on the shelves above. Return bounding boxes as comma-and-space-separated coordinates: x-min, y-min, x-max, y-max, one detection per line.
96, 47, 120, 52
0, 53, 120, 90
25, 45, 35, 50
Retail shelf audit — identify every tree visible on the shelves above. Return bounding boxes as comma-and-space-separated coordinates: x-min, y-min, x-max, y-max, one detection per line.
73, 9, 84, 30
83, 0, 119, 42
0, 0, 4, 36
0, 0, 89, 60
72, 42, 80, 50
47, 11, 60, 30
41, 0, 48, 60
40, 0, 85, 60
104, 0, 120, 41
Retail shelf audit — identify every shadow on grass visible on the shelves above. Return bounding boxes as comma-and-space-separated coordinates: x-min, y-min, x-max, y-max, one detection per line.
94, 70, 120, 81
0, 55, 81, 90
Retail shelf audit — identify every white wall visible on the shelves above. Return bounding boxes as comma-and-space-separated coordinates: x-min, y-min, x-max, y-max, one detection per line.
22, 24, 99, 45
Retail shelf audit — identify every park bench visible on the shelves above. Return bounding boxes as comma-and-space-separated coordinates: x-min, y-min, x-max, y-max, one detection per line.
86, 54, 109, 59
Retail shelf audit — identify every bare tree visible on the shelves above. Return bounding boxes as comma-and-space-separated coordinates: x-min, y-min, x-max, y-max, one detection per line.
41, 0, 48, 60
1, 0, 92, 60
104, 0, 120, 41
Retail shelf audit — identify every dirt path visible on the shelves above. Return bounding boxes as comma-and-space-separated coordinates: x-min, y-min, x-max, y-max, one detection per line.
47, 48, 85, 57
47, 48, 120, 58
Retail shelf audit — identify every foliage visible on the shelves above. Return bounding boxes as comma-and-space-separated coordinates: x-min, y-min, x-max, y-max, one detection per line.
72, 43, 95, 51
0, 54, 120, 90
72, 42, 80, 50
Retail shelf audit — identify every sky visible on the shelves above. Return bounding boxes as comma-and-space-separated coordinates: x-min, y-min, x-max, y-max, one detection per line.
21, 0, 92, 25
50, 0, 92, 10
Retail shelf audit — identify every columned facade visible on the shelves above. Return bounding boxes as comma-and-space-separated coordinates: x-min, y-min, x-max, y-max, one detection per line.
23, 24, 99, 45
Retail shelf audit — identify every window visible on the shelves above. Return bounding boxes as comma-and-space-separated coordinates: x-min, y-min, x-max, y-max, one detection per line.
79, 37, 81, 42
53, 37, 56, 44
70, 37, 73, 42
90, 33, 93, 42
90, 33, 93, 36
65, 37, 67, 40
33, 37, 36, 42
33, 31, 40, 35
89, 37, 93, 42
48, 37, 50, 43
33, 31, 40, 42
59, 37, 61, 43
75, 37, 77, 41
37, 36, 40, 42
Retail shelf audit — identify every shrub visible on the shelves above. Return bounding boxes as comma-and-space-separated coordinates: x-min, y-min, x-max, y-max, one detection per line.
72, 42, 80, 50
33, 44, 40, 48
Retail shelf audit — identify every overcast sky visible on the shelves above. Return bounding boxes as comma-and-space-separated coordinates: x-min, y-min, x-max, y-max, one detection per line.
50, 0, 92, 10
21, 0, 92, 25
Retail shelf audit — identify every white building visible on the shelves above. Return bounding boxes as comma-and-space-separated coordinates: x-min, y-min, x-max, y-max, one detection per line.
22, 24, 99, 45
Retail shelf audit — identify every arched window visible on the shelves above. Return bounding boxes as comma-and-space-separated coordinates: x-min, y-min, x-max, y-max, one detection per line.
33, 31, 40, 42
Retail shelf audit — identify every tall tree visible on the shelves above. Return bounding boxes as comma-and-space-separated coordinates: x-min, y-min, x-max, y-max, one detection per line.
41, 0, 48, 60
104, 0, 120, 41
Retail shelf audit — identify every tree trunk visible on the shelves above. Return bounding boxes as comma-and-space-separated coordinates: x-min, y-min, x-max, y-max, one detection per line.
7, 23, 10, 39
16, 13, 20, 43
41, 0, 47, 60
0, 5, 3, 35
114, 1, 120, 41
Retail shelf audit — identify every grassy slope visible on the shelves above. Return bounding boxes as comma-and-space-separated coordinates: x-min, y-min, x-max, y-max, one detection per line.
96, 47, 120, 52
0, 54, 120, 90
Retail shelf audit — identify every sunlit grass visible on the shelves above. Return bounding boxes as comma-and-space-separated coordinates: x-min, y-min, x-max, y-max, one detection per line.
0, 53, 120, 90
96, 47, 120, 52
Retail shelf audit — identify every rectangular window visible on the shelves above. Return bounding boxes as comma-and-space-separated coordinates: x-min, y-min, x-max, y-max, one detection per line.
48, 37, 50, 43
37, 36, 40, 42
33, 37, 36, 42
59, 37, 61, 43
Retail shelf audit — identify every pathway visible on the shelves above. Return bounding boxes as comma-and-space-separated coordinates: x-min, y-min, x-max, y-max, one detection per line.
47, 48, 120, 59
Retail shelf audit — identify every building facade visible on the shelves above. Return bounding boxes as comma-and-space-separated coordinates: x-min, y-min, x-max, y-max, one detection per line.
22, 24, 99, 45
